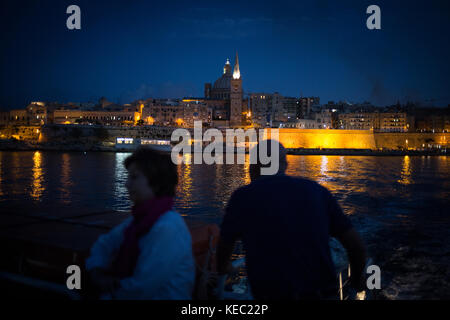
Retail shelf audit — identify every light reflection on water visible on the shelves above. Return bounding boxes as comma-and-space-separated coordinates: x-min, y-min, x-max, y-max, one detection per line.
113, 153, 129, 211
59, 153, 72, 205
0, 151, 448, 223
398, 156, 412, 185
31, 151, 44, 201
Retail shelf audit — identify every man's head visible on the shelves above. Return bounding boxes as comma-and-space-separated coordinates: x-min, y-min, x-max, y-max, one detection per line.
124, 147, 178, 205
249, 139, 287, 182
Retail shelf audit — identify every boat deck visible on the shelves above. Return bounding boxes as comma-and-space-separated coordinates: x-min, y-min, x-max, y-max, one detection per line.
0, 209, 211, 286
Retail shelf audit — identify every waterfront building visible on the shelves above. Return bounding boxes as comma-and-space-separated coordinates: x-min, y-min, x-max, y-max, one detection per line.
182, 100, 212, 127
143, 102, 184, 126
313, 109, 333, 129
412, 108, 450, 133
26, 102, 48, 125
278, 96, 298, 123
282, 118, 321, 129
282, 109, 332, 129
297, 97, 320, 118
0, 102, 50, 126
338, 112, 379, 130
270, 93, 297, 126
0, 111, 9, 125
9, 109, 29, 125
142, 100, 212, 127
181, 98, 229, 125
338, 112, 409, 132
379, 113, 408, 132
53, 109, 138, 125
250, 94, 314, 127
250, 93, 272, 127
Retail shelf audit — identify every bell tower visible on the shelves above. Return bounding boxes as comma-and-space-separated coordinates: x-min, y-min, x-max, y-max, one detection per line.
230, 52, 242, 126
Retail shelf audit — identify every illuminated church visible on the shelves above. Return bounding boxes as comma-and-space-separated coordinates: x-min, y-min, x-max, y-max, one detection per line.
203, 52, 246, 127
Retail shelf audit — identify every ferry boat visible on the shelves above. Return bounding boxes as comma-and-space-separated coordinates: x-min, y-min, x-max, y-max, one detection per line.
115, 137, 172, 152
0, 208, 374, 300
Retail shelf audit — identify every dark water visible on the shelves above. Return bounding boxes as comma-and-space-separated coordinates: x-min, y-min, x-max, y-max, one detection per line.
0, 151, 449, 299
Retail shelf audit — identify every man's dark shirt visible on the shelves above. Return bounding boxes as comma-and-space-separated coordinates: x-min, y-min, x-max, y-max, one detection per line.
220, 174, 352, 299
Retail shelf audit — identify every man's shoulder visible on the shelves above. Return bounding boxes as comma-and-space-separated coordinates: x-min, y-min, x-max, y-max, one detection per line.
249, 174, 322, 191
230, 176, 328, 203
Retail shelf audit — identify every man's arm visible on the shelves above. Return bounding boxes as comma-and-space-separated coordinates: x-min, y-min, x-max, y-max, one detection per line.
84, 218, 132, 296
217, 189, 245, 275
217, 239, 235, 275
85, 217, 132, 271
335, 228, 367, 291
325, 188, 367, 291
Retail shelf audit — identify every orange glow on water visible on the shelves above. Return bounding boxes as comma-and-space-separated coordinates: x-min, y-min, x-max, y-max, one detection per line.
175, 153, 193, 205
60, 153, 73, 204
398, 155, 412, 185
31, 151, 44, 200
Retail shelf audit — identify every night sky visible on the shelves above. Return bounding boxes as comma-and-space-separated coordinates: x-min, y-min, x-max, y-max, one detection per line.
1, 0, 449, 110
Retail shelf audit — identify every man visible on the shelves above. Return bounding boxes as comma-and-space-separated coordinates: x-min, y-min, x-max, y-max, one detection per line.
217, 140, 367, 299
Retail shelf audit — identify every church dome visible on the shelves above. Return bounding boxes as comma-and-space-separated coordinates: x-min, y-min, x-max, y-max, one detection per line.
213, 59, 232, 90
213, 73, 231, 90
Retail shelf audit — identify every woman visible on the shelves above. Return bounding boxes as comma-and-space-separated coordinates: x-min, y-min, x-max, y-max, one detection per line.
85, 147, 195, 299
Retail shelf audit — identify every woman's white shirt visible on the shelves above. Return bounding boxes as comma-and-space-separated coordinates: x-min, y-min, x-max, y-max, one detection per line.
85, 210, 196, 300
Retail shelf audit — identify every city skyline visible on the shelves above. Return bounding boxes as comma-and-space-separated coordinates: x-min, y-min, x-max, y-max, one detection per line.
1, 0, 450, 110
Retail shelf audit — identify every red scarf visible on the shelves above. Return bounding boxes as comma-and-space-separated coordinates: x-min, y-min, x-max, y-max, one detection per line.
112, 196, 174, 278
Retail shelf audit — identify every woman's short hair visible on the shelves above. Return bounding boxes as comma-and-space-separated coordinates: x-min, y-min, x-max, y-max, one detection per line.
124, 147, 178, 197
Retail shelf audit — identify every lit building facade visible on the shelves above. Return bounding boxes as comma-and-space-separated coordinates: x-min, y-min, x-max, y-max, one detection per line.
338, 112, 409, 132
338, 112, 379, 130
142, 100, 212, 127
250, 93, 300, 127
250, 93, 272, 127
298, 97, 320, 118
282, 109, 332, 129
26, 102, 48, 125
379, 113, 408, 132
0, 111, 9, 125
53, 110, 138, 125
9, 109, 29, 125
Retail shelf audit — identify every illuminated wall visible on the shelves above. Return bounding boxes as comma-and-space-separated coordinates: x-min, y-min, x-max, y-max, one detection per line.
263, 129, 449, 150
0, 125, 41, 141
374, 132, 449, 149
263, 129, 377, 149
7, 125, 450, 150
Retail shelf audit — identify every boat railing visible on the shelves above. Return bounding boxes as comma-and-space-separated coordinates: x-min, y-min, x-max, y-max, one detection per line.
216, 257, 376, 300
338, 257, 375, 300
